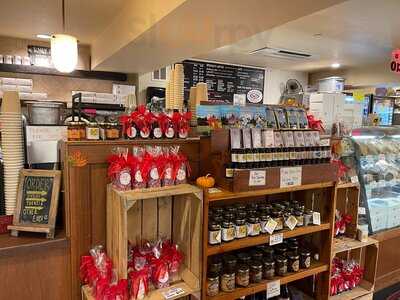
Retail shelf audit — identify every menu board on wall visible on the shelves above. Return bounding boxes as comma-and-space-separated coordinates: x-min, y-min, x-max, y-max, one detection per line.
183, 60, 265, 104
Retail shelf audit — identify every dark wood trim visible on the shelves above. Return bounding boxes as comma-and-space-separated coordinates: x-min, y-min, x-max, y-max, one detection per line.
0, 63, 127, 81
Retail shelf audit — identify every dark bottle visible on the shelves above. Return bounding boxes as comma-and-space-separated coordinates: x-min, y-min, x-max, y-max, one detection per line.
277, 148, 283, 166
266, 148, 272, 168
237, 149, 246, 169
225, 163, 234, 179
259, 148, 266, 168
246, 148, 254, 169
253, 148, 261, 168
277, 284, 291, 300
282, 147, 290, 166
325, 146, 332, 163
231, 149, 239, 164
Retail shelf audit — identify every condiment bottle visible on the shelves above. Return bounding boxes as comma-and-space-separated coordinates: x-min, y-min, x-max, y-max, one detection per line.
300, 249, 311, 269
234, 218, 247, 239
263, 258, 275, 280
206, 272, 220, 296
275, 255, 288, 276
86, 122, 100, 140
249, 261, 263, 283
221, 220, 235, 242
236, 264, 250, 287
208, 220, 221, 245
221, 256, 236, 292
287, 252, 300, 272
247, 215, 261, 236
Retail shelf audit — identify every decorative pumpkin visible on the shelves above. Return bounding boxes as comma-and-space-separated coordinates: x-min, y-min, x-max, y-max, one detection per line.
196, 174, 215, 188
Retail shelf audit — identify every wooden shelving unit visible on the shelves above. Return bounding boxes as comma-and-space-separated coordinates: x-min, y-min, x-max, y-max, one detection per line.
207, 223, 330, 255
329, 280, 373, 300
332, 236, 378, 254
202, 181, 337, 300
208, 262, 329, 300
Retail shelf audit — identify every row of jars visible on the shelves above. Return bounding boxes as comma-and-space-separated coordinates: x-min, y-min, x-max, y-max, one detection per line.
67, 120, 121, 141
208, 202, 317, 245
206, 240, 313, 296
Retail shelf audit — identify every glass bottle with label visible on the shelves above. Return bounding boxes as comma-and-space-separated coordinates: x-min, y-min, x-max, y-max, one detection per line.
253, 148, 260, 168
237, 149, 246, 169
246, 148, 254, 169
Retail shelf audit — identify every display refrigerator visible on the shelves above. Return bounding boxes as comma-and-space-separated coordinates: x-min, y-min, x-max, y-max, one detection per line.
349, 127, 400, 234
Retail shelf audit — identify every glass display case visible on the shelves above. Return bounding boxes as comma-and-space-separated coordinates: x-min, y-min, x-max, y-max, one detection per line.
350, 127, 400, 234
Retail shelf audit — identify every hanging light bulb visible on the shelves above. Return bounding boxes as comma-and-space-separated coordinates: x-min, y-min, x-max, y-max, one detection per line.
51, 34, 78, 73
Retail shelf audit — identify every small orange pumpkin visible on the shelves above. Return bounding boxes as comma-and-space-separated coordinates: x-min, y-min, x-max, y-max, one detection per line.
196, 174, 215, 188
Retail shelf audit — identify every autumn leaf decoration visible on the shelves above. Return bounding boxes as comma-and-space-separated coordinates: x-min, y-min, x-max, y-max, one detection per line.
68, 150, 88, 167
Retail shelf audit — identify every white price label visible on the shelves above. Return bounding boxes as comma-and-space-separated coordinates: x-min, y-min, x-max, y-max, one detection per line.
358, 207, 366, 215
350, 176, 359, 184
269, 233, 283, 246
285, 215, 298, 230
265, 218, 277, 234
266, 280, 281, 299
162, 287, 185, 299
312, 212, 321, 225
249, 170, 266, 186
280, 167, 302, 188
233, 93, 246, 106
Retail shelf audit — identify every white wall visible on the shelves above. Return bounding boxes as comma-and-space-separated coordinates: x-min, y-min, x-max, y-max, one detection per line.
137, 64, 308, 105
264, 69, 308, 104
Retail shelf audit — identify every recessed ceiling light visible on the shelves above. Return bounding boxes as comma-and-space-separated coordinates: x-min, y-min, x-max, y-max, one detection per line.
313, 33, 322, 38
36, 34, 52, 39
331, 62, 341, 68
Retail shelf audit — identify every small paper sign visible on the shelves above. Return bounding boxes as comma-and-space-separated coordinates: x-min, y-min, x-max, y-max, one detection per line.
162, 287, 185, 299
358, 207, 366, 215
285, 215, 298, 230
351, 176, 359, 184
233, 94, 246, 106
280, 167, 302, 188
249, 170, 266, 186
266, 280, 281, 299
265, 218, 277, 234
269, 233, 283, 246
312, 212, 321, 225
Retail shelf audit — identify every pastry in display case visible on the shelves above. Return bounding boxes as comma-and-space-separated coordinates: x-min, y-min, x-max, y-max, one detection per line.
350, 127, 400, 233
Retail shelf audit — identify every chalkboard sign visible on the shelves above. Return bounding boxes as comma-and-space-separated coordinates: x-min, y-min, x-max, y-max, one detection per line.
183, 60, 265, 104
8, 169, 61, 238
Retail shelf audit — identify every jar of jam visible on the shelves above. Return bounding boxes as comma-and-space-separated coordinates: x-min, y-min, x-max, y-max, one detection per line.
287, 252, 300, 272
263, 247, 274, 260
250, 250, 264, 261
236, 264, 250, 287
275, 244, 288, 257
235, 218, 247, 239
105, 122, 120, 140
273, 211, 284, 231
222, 220, 235, 242
237, 252, 251, 265
283, 212, 292, 229
67, 121, 86, 141
304, 210, 313, 226
300, 250, 311, 269
221, 256, 236, 292
294, 210, 304, 227
209, 256, 223, 274
208, 221, 221, 245
263, 259, 275, 280
206, 272, 220, 296
259, 214, 269, 234
85, 122, 100, 140
288, 243, 299, 255
275, 255, 288, 276
249, 261, 263, 283
247, 216, 261, 236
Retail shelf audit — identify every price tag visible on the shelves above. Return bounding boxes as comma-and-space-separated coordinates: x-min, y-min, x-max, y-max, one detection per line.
280, 167, 302, 188
269, 233, 283, 246
358, 207, 366, 215
312, 212, 321, 225
266, 280, 281, 299
249, 170, 266, 186
162, 287, 185, 299
265, 218, 277, 234
285, 215, 298, 230
350, 176, 359, 184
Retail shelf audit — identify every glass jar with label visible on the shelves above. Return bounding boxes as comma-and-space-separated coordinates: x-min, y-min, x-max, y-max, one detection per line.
237, 252, 251, 265
300, 250, 311, 269
304, 210, 313, 226
67, 122, 84, 141
250, 250, 264, 261
225, 163, 234, 179
237, 149, 246, 169
246, 149, 254, 168
272, 211, 284, 231
222, 220, 235, 242
206, 272, 220, 296
106, 122, 120, 140
234, 218, 247, 239
275, 244, 288, 257
275, 255, 288, 276
263, 259, 275, 280
231, 149, 239, 164
86, 122, 100, 140
236, 264, 250, 287
221, 256, 236, 292
294, 210, 304, 227
253, 148, 260, 167
208, 221, 221, 245
287, 252, 300, 272
263, 247, 274, 260
260, 214, 269, 234
249, 261, 263, 283
247, 216, 261, 236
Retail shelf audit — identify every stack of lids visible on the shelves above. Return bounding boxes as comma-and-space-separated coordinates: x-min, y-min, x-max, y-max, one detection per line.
0, 91, 24, 215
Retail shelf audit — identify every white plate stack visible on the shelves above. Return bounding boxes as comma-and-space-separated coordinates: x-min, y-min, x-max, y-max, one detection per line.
0, 91, 24, 215
173, 64, 184, 110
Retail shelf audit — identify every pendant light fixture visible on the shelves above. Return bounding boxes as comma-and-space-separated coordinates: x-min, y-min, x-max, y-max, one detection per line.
51, 0, 78, 73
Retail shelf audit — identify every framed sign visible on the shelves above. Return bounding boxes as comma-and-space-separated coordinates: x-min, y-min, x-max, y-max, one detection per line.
8, 169, 61, 238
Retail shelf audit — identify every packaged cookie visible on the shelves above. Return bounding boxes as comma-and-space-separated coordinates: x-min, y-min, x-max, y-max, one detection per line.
273, 107, 289, 129
265, 106, 278, 129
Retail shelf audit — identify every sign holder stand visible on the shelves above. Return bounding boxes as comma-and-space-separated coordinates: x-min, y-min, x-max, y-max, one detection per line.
8, 169, 61, 239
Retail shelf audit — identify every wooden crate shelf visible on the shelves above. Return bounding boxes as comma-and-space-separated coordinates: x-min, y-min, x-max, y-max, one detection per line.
207, 262, 329, 300
106, 184, 203, 299
332, 237, 378, 254
207, 223, 330, 256
207, 182, 335, 202
329, 280, 373, 300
